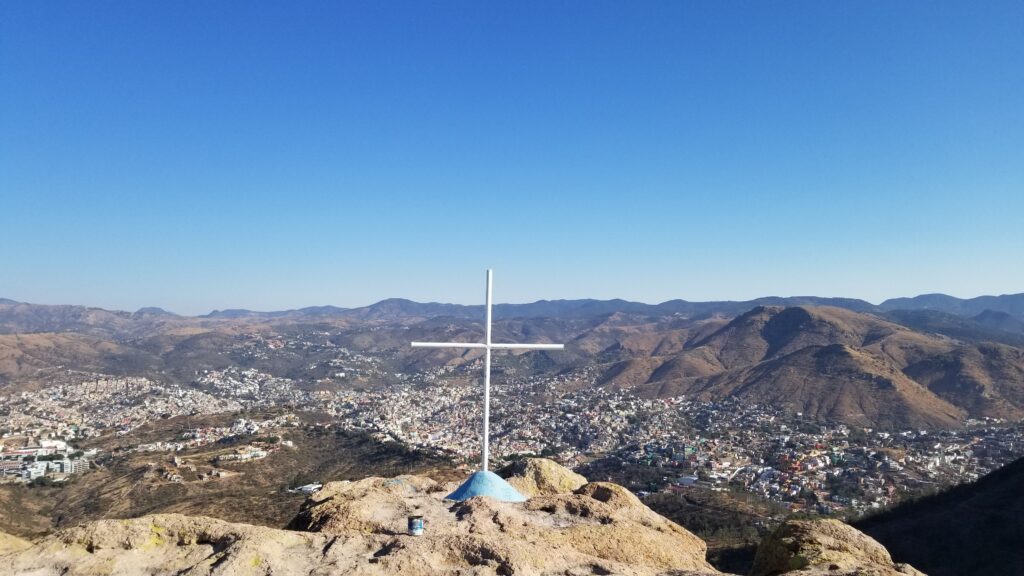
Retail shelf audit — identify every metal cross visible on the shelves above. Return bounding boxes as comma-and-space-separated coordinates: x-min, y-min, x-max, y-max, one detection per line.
411, 269, 564, 471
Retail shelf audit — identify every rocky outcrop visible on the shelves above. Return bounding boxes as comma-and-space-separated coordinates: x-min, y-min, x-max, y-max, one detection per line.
2, 461, 722, 576
286, 474, 444, 534
288, 469, 719, 575
0, 514, 332, 575
498, 457, 588, 497
751, 519, 925, 576
0, 460, 926, 576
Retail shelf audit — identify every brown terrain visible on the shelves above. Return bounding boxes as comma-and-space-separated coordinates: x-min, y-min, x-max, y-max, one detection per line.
595, 306, 1020, 427
0, 459, 925, 576
3, 297, 1024, 430
0, 411, 462, 544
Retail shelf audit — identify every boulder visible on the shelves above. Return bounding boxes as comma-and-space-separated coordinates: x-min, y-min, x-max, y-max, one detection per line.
498, 457, 588, 497
751, 518, 926, 576
575, 481, 643, 508
287, 474, 442, 534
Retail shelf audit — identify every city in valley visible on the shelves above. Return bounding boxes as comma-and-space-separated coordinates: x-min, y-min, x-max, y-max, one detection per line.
5, 5, 1023, 574
3, 323, 1022, 523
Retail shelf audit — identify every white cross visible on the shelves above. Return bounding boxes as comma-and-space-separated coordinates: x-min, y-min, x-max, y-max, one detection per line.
411, 269, 564, 472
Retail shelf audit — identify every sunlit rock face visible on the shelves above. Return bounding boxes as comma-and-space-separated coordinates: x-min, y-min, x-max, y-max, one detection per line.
0, 459, 924, 576
1, 460, 722, 576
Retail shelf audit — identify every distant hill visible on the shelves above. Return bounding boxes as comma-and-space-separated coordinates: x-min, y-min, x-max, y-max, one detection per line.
0, 302, 136, 338
601, 306, 969, 429
339, 298, 478, 321
5, 292, 1024, 330
0, 295, 882, 338
294, 305, 349, 317
200, 305, 350, 320
665, 296, 881, 316
856, 455, 1024, 576
200, 308, 284, 319
132, 307, 178, 318
881, 292, 1024, 319
973, 309, 1024, 334
342, 296, 880, 321
0, 333, 163, 384
3, 294, 1024, 430
882, 309, 1024, 347
903, 343, 1024, 420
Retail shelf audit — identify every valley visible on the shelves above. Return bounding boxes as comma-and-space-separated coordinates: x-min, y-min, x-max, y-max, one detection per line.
2, 292, 1024, 569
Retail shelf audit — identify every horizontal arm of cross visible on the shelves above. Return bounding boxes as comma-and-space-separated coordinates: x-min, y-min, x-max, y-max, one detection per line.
410, 342, 564, 350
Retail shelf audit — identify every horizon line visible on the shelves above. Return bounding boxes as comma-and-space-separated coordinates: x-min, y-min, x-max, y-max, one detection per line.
2, 291, 1023, 318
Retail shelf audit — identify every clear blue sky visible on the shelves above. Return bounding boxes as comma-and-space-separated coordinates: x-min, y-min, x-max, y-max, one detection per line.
2, 1, 1022, 315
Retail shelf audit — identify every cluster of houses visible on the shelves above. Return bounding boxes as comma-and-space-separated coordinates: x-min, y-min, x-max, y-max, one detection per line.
0, 374, 242, 438
318, 367, 1024, 516
131, 415, 299, 455
0, 437, 95, 482
214, 445, 270, 463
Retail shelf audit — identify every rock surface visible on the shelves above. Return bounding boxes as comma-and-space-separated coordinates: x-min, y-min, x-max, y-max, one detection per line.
498, 457, 588, 497
0, 460, 925, 576
0, 531, 31, 555
751, 518, 926, 576
287, 471, 720, 575
1, 461, 722, 575
0, 514, 331, 576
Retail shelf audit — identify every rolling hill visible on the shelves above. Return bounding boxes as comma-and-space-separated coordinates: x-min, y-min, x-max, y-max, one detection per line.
2, 293, 1024, 431
596, 305, 1021, 428
882, 309, 1024, 347
881, 292, 1024, 319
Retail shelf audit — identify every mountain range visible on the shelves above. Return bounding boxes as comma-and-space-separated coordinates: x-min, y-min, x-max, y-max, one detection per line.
5, 291, 1024, 324
2, 292, 1024, 430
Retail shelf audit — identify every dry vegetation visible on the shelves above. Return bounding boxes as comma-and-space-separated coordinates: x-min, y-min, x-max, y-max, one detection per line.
0, 416, 457, 538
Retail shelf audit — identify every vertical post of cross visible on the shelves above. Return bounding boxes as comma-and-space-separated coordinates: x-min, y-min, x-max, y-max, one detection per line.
482, 269, 493, 471
410, 269, 563, 497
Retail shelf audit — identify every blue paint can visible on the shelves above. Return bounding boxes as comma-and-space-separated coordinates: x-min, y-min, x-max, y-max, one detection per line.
407, 515, 424, 536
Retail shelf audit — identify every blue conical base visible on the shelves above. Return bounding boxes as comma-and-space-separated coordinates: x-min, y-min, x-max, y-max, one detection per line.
446, 470, 527, 502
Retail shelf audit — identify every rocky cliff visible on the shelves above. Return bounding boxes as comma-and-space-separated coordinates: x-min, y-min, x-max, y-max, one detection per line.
0, 459, 923, 576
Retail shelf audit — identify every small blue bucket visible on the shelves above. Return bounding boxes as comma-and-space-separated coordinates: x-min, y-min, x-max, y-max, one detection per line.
407, 515, 424, 536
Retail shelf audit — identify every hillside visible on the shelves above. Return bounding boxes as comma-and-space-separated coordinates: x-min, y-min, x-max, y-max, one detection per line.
599, 306, 986, 429
973, 309, 1024, 334
882, 309, 1024, 347
881, 292, 1024, 319
0, 416, 456, 539
856, 455, 1024, 576
680, 344, 965, 429
0, 333, 163, 386
3, 297, 1024, 431
904, 343, 1024, 420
